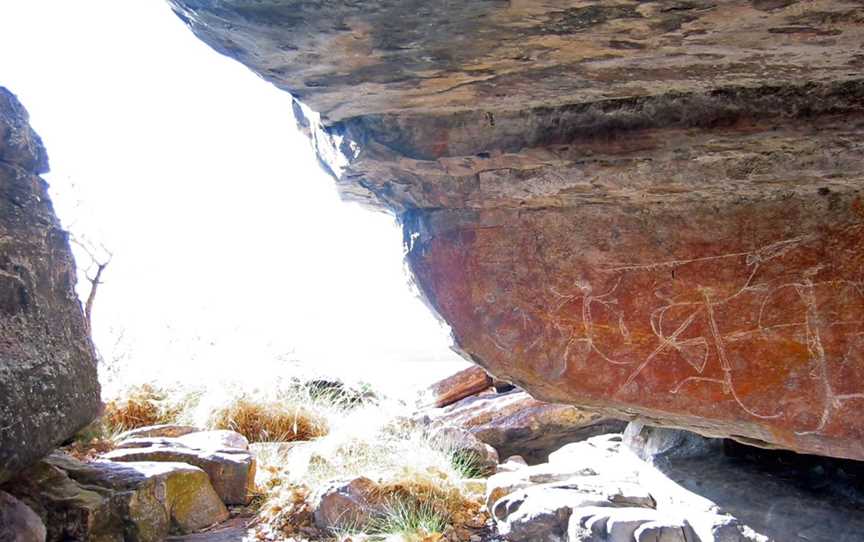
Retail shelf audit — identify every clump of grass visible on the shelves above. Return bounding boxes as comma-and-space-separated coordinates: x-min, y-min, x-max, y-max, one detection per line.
209, 394, 329, 443
449, 449, 487, 480
102, 382, 201, 432
368, 497, 448, 538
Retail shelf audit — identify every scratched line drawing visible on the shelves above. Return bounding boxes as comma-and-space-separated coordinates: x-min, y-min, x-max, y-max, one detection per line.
527, 224, 864, 434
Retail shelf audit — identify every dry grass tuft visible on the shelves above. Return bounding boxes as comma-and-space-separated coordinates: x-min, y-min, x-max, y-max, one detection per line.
209, 395, 329, 443
102, 383, 199, 432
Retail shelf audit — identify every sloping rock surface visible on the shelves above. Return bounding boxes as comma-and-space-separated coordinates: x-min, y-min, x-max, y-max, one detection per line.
168, 1, 864, 459
424, 390, 625, 463
0, 87, 100, 483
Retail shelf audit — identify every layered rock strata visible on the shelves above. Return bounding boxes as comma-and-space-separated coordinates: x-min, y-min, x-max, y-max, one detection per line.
0, 87, 100, 482
168, 1, 864, 459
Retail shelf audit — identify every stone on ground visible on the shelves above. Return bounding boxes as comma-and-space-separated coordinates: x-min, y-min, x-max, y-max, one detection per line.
1, 453, 228, 541
312, 477, 381, 532
105, 430, 255, 505
0, 490, 46, 542
424, 390, 624, 463
424, 365, 492, 408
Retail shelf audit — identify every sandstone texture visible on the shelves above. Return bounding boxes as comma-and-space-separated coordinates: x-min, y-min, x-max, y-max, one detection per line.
425, 365, 492, 408
0, 87, 100, 483
168, 1, 864, 459
1, 453, 228, 542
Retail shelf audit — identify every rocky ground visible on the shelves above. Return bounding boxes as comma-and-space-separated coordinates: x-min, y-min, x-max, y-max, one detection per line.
4, 367, 864, 542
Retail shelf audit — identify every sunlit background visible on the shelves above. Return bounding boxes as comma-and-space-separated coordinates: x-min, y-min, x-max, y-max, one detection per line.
0, 1, 468, 395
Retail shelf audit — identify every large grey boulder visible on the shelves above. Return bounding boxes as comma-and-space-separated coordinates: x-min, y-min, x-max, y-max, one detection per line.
0, 87, 100, 483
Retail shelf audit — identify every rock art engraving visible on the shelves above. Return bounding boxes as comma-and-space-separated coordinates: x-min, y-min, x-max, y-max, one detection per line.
495, 224, 864, 437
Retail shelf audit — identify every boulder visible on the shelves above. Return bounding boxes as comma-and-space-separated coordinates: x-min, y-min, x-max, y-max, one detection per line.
0, 490, 46, 542
105, 430, 255, 505
168, 0, 864, 461
0, 87, 100, 483
424, 365, 492, 408
426, 390, 624, 463
311, 477, 381, 532
1, 453, 227, 541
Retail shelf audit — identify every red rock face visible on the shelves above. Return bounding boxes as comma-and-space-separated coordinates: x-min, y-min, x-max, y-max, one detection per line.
409, 196, 864, 458
168, 0, 864, 458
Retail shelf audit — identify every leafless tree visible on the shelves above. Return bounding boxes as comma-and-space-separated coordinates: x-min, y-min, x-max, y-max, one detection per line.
71, 236, 112, 331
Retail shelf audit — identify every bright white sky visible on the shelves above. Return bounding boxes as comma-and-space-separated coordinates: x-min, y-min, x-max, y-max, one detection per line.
0, 1, 467, 392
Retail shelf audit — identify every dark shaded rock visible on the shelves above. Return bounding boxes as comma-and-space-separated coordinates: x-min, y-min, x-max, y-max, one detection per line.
0, 489, 46, 542
167, 1, 864, 460
0, 87, 100, 483
624, 421, 722, 465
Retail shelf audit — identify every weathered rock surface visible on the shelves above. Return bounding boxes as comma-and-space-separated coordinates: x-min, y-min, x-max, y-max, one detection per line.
105, 430, 255, 505
0, 489, 46, 542
0, 87, 100, 483
1, 453, 228, 541
424, 365, 493, 408
168, 1, 864, 459
424, 390, 624, 463
487, 434, 864, 541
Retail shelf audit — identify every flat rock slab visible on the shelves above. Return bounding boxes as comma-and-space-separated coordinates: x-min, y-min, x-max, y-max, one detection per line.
106, 430, 256, 505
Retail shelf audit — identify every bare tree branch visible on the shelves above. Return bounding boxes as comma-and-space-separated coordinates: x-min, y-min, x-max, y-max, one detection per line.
70, 236, 112, 331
